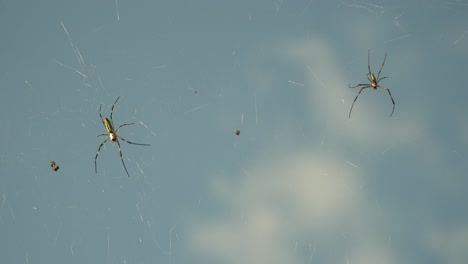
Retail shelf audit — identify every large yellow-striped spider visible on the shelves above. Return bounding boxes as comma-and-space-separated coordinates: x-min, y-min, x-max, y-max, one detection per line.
94, 96, 149, 177
348, 50, 395, 118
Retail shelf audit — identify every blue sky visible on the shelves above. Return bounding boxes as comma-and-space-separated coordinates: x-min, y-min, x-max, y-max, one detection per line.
1, 0, 468, 263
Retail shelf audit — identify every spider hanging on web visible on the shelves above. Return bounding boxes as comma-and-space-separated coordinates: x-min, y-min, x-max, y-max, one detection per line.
348, 50, 395, 118
94, 96, 150, 177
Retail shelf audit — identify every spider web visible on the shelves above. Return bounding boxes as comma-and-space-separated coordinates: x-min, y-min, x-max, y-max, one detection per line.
1, 0, 468, 263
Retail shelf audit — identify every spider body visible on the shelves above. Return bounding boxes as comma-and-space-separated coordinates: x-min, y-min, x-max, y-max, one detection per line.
348, 50, 395, 118
95, 96, 149, 177
103, 118, 117, 141
369, 73, 378, 89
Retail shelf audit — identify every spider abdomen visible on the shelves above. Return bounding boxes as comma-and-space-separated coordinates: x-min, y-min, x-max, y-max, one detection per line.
103, 118, 114, 133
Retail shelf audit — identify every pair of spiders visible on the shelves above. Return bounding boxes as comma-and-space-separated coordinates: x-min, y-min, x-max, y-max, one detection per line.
348, 49, 395, 118
96, 50, 394, 177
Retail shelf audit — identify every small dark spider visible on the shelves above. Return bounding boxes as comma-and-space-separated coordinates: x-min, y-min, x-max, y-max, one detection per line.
235, 130, 240, 136
50, 161, 59, 171
348, 50, 395, 118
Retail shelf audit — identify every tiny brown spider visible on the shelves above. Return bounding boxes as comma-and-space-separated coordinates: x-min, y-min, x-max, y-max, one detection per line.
50, 161, 59, 171
348, 50, 395, 118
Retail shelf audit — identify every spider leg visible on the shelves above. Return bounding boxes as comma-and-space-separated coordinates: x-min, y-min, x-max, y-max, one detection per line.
115, 139, 130, 177
95, 138, 110, 173
349, 86, 372, 118
117, 135, 150, 146
377, 76, 388, 83
368, 49, 372, 76
379, 85, 395, 117
109, 96, 120, 126
115, 123, 135, 133
98, 104, 107, 126
376, 52, 387, 80
99, 104, 103, 119
97, 133, 108, 137
349, 83, 369, 89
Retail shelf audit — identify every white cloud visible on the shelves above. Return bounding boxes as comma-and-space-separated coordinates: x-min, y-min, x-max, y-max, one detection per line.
189, 152, 377, 264
426, 225, 468, 264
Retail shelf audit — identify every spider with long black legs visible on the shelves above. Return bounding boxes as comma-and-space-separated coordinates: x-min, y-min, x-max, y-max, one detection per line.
94, 96, 150, 177
348, 50, 395, 118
